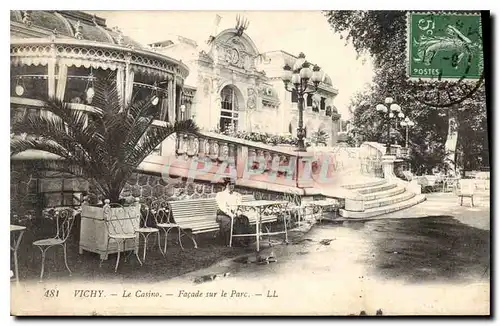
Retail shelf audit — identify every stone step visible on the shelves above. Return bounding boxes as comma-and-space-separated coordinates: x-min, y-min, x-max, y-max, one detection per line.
339, 194, 426, 219
342, 179, 386, 190
356, 182, 398, 195
362, 185, 407, 201
363, 191, 416, 210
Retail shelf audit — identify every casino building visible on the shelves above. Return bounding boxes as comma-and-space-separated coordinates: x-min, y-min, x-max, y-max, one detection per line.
11, 10, 341, 149
148, 21, 342, 145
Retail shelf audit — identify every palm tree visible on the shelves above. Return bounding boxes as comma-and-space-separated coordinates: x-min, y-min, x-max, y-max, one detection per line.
311, 128, 330, 146
11, 73, 199, 203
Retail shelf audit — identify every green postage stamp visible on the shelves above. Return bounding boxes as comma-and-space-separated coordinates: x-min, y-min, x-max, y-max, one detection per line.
407, 12, 483, 80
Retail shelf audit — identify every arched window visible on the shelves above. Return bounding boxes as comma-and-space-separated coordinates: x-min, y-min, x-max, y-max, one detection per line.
288, 122, 292, 134
219, 86, 239, 132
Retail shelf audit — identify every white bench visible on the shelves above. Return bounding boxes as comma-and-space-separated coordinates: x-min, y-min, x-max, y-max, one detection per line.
168, 194, 282, 248
168, 198, 220, 248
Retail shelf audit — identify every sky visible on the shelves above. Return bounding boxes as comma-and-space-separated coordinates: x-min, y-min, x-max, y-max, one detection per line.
90, 11, 374, 119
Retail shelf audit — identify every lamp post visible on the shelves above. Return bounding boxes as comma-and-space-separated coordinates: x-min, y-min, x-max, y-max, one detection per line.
376, 97, 404, 155
400, 117, 415, 148
281, 52, 323, 152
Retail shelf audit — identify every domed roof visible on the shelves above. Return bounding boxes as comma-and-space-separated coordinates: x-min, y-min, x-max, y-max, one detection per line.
11, 10, 144, 48
11, 11, 190, 81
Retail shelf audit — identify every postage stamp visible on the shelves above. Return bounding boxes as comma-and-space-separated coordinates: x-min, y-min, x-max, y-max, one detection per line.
407, 12, 483, 80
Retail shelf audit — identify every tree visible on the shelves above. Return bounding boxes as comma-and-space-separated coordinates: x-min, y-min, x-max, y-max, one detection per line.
456, 85, 489, 172
324, 10, 488, 173
11, 73, 199, 203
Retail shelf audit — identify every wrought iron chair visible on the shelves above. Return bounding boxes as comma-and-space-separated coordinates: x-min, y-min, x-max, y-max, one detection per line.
100, 202, 142, 272
283, 192, 306, 227
150, 199, 184, 255
136, 201, 162, 261
32, 208, 76, 281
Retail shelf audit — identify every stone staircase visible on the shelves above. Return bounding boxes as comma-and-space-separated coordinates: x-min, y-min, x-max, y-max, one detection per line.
339, 178, 426, 219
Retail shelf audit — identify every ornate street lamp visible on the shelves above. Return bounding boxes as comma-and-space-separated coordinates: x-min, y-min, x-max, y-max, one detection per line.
400, 117, 415, 148
376, 97, 404, 155
281, 52, 323, 152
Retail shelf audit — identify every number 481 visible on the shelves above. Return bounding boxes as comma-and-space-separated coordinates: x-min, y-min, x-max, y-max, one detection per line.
44, 289, 59, 298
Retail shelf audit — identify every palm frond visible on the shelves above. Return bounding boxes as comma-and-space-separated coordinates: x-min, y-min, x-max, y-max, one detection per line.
11, 71, 200, 202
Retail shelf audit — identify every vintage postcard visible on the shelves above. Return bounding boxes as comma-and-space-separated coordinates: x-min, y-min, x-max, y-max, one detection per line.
10, 10, 490, 316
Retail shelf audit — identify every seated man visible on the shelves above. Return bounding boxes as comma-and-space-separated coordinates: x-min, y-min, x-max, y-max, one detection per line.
215, 178, 251, 247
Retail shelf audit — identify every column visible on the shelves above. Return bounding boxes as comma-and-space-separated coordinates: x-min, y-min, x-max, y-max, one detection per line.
124, 54, 134, 107
55, 63, 68, 101
116, 66, 125, 107
172, 75, 177, 122
124, 69, 135, 107
168, 77, 176, 123
47, 44, 57, 98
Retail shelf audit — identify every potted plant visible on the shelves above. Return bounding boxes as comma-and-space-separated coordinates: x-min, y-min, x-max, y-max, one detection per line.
10, 73, 199, 259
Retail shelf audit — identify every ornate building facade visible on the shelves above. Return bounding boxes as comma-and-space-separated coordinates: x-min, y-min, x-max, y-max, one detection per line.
149, 27, 341, 146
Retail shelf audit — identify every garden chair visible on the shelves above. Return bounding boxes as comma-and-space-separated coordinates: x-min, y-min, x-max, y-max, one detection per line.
100, 203, 142, 272
457, 179, 475, 207
474, 173, 490, 191
136, 202, 162, 261
283, 193, 307, 227
32, 208, 76, 281
443, 177, 460, 193
150, 199, 184, 255
402, 170, 413, 182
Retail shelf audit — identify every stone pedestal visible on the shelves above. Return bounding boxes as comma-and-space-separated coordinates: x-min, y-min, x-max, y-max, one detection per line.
381, 155, 397, 180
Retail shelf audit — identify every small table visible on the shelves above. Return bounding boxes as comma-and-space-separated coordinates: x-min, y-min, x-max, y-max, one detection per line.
10, 224, 26, 284
235, 200, 289, 252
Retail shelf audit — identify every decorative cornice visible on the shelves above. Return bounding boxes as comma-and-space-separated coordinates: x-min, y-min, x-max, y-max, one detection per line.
11, 38, 190, 79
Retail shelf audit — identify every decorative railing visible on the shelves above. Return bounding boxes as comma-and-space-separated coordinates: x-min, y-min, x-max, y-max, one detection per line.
359, 142, 384, 178
172, 130, 319, 190
359, 142, 410, 178
388, 144, 410, 159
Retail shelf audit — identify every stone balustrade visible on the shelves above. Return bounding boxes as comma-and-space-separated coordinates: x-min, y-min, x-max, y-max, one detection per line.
160, 131, 340, 192
173, 130, 316, 191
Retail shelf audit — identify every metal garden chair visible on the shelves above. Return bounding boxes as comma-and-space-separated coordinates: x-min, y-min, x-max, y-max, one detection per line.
100, 202, 142, 272
32, 208, 76, 281
150, 199, 184, 255
283, 192, 307, 227
136, 201, 162, 261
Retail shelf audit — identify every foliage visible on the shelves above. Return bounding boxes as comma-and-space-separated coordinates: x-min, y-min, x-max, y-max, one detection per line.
10, 166, 40, 222
11, 73, 199, 203
217, 127, 312, 147
456, 85, 489, 172
310, 129, 330, 146
324, 10, 488, 173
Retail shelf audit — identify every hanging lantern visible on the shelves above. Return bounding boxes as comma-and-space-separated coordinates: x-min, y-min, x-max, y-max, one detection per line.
151, 81, 159, 106
15, 85, 24, 96
86, 87, 95, 99
85, 68, 95, 103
